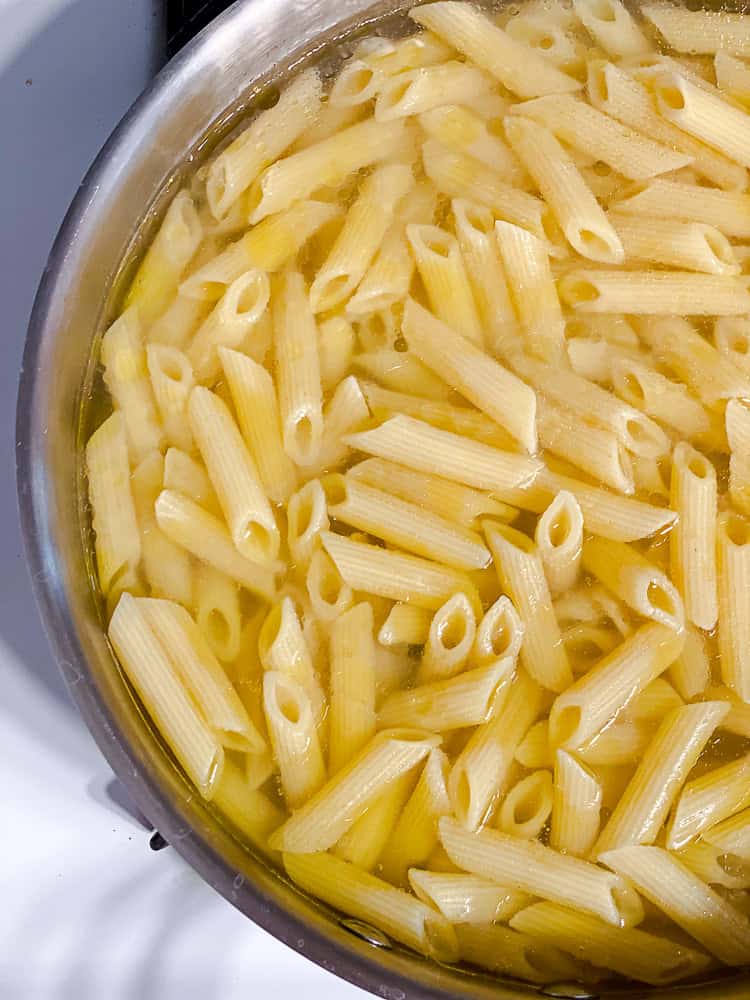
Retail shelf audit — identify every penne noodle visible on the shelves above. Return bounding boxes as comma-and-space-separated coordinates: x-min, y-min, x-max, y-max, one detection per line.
516, 720, 553, 770
375, 61, 491, 121
498, 770, 554, 840
609, 213, 739, 275
513, 352, 670, 458
269, 728, 440, 852
600, 845, 750, 965
258, 596, 325, 725
109, 593, 224, 798
305, 548, 354, 623
418, 593, 477, 683
187, 268, 270, 382
380, 749, 452, 885
273, 270, 324, 467
548, 622, 685, 750
206, 69, 323, 218
125, 190, 202, 323
472, 595, 525, 669
309, 163, 413, 313
449, 669, 543, 830
327, 475, 491, 571
441, 816, 643, 927
401, 297, 537, 452
334, 770, 417, 872
409, 869, 530, 924
611, 357, 710, 439
350, 456, 516, 526
286, 479, 328, 570
505, 115, 623, 263
100, 309, 163, 463
188, 386, 279, 565
455, 922, 583, 984
405, 225, 484, 345
328, 602, 377, 773
641, 4, 750, 57
321, 529, 481, 614
422, 139, 550, 239
587, 58, 746, 190
726, 398, 750, 517
420, 105, 526, 186
668, 753, 750, 851
495, 221, 566, 365
246, 117, 406, 223
718, 512, 750, 703
559, 268, 750, 316
219, 347, 297, 504
193, 563, 241, 663
573, 0, 651, 57
411, 2, 582, 98
379, 658, 514, 732
163, 448, 219, 513
346, 415, 541, 495
378, 603, 432, 648
283, 851, 458, 961
593, 701, 729, 857
510, 94, 691, 179
511, 901, 710, 985
86, 413, 142, 596
550, 750, 601, 856
582, 536, 684, 631
485, 522, 572, 692
154, 490, 276, 601
670, 443, 718, 631
612, 178, 750, 237
145, 344, 194, 453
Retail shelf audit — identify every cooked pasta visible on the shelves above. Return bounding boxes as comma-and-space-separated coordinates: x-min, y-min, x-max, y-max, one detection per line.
86, 1, 750, 986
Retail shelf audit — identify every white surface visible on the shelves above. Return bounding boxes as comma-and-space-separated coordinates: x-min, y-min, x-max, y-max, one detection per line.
0, 3, 363, 996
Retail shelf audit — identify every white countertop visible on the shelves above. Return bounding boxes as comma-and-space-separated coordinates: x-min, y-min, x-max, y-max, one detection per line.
0, 2, 363, 996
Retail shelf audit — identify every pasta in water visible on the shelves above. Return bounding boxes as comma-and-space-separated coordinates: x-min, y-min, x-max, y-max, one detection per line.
87, 0, 750, 987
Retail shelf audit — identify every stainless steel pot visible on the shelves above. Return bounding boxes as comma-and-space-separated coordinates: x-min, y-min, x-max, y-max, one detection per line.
15, 1, 750, 997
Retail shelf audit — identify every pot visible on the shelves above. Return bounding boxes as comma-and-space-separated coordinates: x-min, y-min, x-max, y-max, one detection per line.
15, 1, 750, 997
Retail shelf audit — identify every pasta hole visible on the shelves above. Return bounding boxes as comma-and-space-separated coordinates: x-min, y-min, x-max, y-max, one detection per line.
730, 333, 750, 355
292, 499, 313, 538
621, 371, 645, 404
382, 79, 411, 110
319, 569, 343, 605
314, 274, 353, 309
438, 611, 468, 650
551, 705, 581, 746
342, 66, 374, 98
244, 181, 263, 219
236, 277, 266, 315
645, 580, 676, 617
453, 769, 472, 820
688, 455, 710, 479
578, 228, 616, 259
659, 84, 686, 111
624, 415, 658, 450
560, 276, 599, 305
277, 690, 302, 725
424, 236, 452, 259
489, 622, 511, 657
243, 521, 274, 557
725, 513, 750, 547
593, 160, 612, 177
160, 354, 189, 383
321, 474, 347, 507
719, 852, 750, 879
206, 609, 231, 647
589, 66, 609, 105
465, 205, 494, 235
547, 510, 572, 548
704, 229, 734, 266
292, 415, 315, 456
538, 34, 555, 50
513, 795, 541, 825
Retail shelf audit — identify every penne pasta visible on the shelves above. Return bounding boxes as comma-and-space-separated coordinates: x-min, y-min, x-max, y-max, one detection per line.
601, 845, 750, 965
559, 268, 750, 316
328, 602, 377, 773
401, 297, 537, 452
670, 443, 718, 631
376, 61, 491, 121
511, 901, 710, 985
283, 851, 458, 961
613, 178, 750, 237
441, 816, 643, 926
269, 728, 440, 852
449, 669, 543, 830
498, 770, 554, 840
718, 512, 750, 703
418, 593, 477, 683
505, 115, 623, 263
193, 564, 241, 663
609, 213, 739, 275
548, 622, 684, 749
550, 749, 602, 856
411, 2, 582, 97
322, 530, 481, 614
668, 753, 750, 851
582, 536, 684, 631
641, 4, 750, 57
409, 869, 530, 924
494, 220, 566, 365
485, 522, 572, 692
573, 0, 651, 57
593, 701, 729, 857
510, 94, 691, 179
